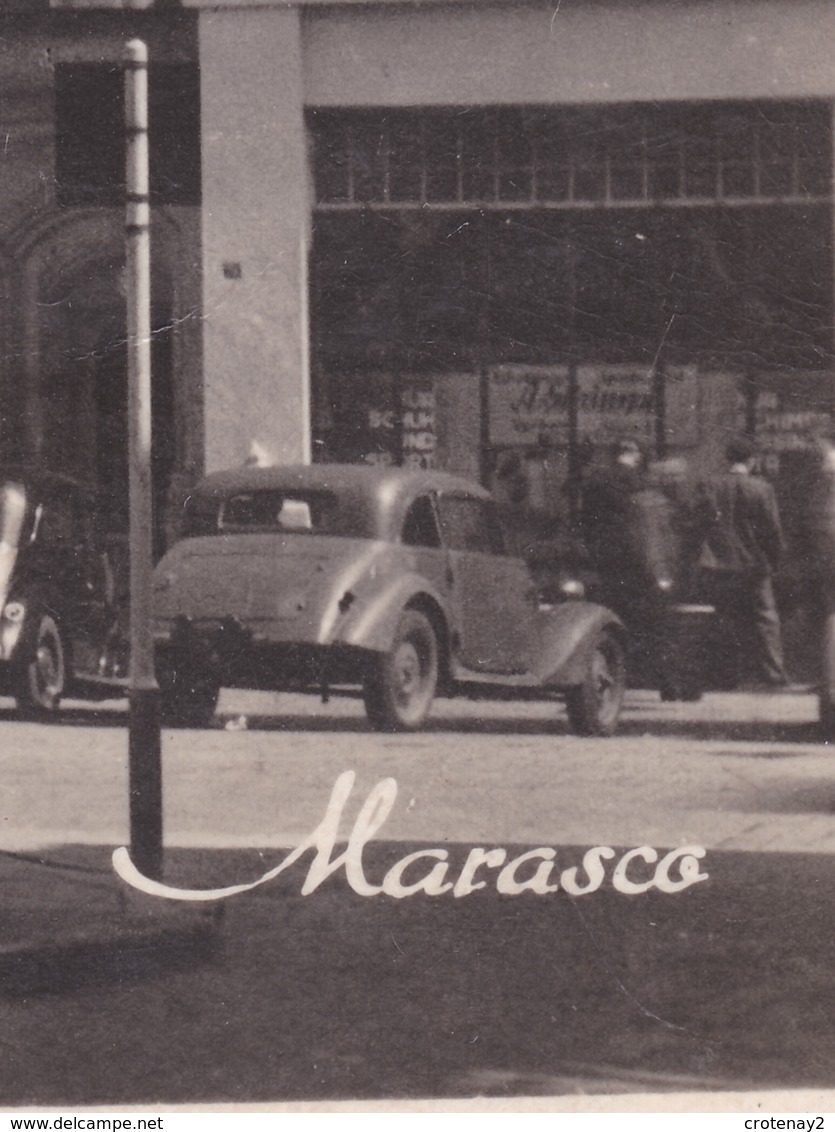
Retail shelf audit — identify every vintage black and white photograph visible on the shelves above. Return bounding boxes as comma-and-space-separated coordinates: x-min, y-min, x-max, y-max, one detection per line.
0, 0, 833, 1115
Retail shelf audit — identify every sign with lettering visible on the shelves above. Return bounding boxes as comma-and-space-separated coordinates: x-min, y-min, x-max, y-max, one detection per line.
400, 384, 437, 470
488, 365, 570, 447
754, 390, 831, 453
576, 364, 655, 444
360, 381, 437, 469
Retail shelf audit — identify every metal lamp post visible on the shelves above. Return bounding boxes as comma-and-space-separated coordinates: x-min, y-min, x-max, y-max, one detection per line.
125, 38, 163, 881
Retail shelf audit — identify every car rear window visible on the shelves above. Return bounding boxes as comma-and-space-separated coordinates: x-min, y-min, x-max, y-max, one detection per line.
182, 490, 348, 537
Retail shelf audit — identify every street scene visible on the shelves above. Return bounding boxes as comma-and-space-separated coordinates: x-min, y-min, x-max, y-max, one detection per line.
1, 0, 835, 1118
0, 685, 834, 1107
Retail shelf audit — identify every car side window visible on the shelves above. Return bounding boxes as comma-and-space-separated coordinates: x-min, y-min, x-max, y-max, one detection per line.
401, 495, 442, 549
436, 496, 506, 555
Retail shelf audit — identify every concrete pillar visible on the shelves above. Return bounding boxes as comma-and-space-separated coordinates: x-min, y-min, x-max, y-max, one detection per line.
198, 6, 310, 472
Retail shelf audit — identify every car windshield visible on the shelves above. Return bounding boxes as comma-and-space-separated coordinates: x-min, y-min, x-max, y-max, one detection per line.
184, 489, 350, 537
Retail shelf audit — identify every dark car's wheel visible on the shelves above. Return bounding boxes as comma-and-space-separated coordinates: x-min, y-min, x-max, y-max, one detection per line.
158, 663, 221, 729
565, 628, 626, 737
16, 612, 67, 717
819, 613, 835, 740
364, 609, 438, 732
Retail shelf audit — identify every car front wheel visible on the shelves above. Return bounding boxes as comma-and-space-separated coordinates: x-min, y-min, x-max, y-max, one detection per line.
565, 628, 626, 737
16, 612, 67, 717
158, 663, 221, 729
363, 609, 439, 732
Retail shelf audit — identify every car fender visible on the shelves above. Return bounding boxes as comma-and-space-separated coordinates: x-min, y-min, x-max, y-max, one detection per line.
334, 572, 451, 655
532, 601, 625, 688
0, 588, 55, 663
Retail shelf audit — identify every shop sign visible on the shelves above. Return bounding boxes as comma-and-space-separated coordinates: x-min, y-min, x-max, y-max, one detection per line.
400, 385, 437, 469
488, 365, 570, 447
754, 390, 831, 451
750, 388, 832, 476
364, 382, 437, 469
576, 364, 655, 444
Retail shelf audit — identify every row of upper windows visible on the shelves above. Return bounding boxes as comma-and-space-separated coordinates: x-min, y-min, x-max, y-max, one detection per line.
309, 103, 832, 209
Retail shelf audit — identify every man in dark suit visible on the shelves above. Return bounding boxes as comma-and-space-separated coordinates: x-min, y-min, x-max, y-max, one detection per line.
580, 437, 681, 692
700, 436, 787, 688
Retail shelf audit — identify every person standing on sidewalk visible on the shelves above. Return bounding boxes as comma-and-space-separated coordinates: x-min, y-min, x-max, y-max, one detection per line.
580, 436, 647, 590
698, 436, 787, 688
581, 437, 675, 690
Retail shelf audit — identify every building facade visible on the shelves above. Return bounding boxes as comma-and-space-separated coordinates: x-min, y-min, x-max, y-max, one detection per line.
0, 0, 832, 550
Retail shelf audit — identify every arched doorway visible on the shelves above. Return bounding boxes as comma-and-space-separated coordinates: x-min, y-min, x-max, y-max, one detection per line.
22, 249, 178, 558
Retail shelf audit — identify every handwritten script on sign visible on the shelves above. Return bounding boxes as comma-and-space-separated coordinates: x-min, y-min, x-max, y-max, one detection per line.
112, 771, 708, 903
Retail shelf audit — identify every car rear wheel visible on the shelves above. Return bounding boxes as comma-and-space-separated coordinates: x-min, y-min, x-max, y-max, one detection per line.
16, 612, 66, 717
158, 663, 221, 729
364, 609, 438, 732
565, 628, 626, 737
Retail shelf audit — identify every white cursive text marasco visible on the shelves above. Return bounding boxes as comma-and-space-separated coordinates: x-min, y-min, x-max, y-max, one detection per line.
112, 770, 709, 903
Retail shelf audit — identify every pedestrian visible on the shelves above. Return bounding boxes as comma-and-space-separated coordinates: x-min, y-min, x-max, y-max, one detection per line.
795, 432, 835, 727
698, 436, 787, 688
581, 437, 679, 689
580, 436, 647, 593
800, 431, 835, 617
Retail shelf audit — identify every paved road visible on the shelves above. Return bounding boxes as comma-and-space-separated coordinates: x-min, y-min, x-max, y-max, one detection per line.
1, 687, 835, 1108
0, 686, 829, 855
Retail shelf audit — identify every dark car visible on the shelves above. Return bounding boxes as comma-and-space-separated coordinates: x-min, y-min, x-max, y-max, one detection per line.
0, 468, 129, 715
152, 464, 627, 733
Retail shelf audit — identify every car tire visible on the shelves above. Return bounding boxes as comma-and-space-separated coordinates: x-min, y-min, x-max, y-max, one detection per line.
158, 664, 221, 729
363, 609, 438, 732
16, 612, 67, 717
565, 628, 626, 737
819, 612, 835, 740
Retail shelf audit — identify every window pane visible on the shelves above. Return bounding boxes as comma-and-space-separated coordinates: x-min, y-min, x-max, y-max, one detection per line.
438, 496, 503, 554
424, 114, 460, 202
388, 116, 424, 202
402, 496, 441, 548
311, 113, 351, 203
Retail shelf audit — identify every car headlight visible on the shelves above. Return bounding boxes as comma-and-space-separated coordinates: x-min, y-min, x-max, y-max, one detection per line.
559, 578, 585, 599
2, 601, 24, 623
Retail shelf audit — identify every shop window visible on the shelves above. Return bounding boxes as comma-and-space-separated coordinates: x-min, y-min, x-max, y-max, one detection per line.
55, 63, 201, 207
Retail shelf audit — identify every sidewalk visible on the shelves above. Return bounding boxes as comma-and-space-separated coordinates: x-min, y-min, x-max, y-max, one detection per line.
0, 847, 218, 996
3, 836, 835, 1105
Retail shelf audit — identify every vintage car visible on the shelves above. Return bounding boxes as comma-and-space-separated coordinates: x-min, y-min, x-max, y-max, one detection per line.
152, 464, 627, 733
0, 467, 129, 715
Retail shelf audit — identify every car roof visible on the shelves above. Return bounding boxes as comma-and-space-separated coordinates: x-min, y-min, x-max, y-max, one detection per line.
188, 464, 491, 541
194, 463, 488, 498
